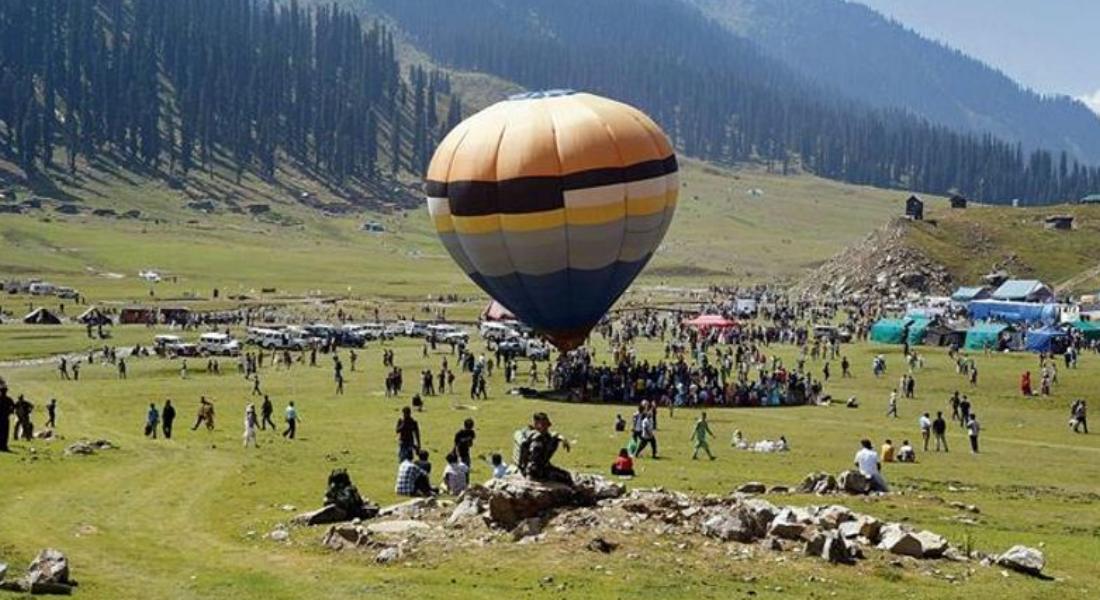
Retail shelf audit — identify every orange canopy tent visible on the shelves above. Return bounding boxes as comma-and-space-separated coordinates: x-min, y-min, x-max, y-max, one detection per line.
682, 314, 737, 329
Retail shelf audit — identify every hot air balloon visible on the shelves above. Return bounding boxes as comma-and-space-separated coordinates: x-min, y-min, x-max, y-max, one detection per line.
425, 90, 679, 351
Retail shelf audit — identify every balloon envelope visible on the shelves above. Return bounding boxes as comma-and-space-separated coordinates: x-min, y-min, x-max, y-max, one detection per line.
425, 91, 679, 350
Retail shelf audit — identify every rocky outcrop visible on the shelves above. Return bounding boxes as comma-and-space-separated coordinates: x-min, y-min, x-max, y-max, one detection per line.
797, 220, 952, 300
997, 545, 1045, 576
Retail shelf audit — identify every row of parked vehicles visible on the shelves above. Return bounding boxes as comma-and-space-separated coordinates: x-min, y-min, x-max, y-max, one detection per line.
151, 319, 556, 359
478, 321, 551, 359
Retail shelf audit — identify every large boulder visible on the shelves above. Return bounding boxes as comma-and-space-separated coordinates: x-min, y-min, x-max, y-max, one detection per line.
366, 520, 431, 536
877, 524, 923, 558
741, 498, 779, 535
378, 497, 436, 519
838, 515, 882, 543
292, 504, 349, 527
736, 482, 766, 494
913, 530, 949, 559
446, 493, 486, 528
816, 505, 854, 529
797, 472, 837, 494
26, 549, 71, 587
768, 508, 814, 541
482, 476, 578, 529
997, 545, 1045, 576
572, 473, 626, 503
806, 531, 856, 565
700, 511, 758, 543
837, 470, 871, 495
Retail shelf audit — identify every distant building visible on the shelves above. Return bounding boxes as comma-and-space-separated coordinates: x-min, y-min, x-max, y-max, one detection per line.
1081, 194, 1100, 204
1044, 215, 1074, 230
949, 194, 968, 209
950, 286, 991, 303
992, 279, 1055, 303
905, 195, 924, 220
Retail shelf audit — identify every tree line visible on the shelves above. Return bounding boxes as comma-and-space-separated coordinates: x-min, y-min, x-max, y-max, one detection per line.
373, 0, 1100, 205
0, 0, 459, 187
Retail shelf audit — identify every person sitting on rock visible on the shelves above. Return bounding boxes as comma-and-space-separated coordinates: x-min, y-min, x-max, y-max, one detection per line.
442, 452, 470, 495
518, 412, 572, 486
395, 456, 433, 497
610, 448, 635, 477
488, 452, 510, 479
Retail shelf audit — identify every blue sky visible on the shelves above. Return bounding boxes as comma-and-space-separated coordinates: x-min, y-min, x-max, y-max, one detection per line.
854, 0, 1100, 113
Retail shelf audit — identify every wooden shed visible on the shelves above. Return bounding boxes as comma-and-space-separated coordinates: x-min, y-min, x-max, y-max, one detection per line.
905, 195, 924, 220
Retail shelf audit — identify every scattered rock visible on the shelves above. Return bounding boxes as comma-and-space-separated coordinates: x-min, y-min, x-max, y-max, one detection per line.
997, 545, 1045, 576
878, 525, 924, 558
837, 470, 871, 495
483, 476, 578, 529
375, 546, 401, 564
701, 512, 758, 543
367, 520, 431, 536
736, 482, 766, 494
511, 517, 543, 541
26, 549, 73, 590
913, 530, 949, 559
767, 486, 789, 495
797, 472, 837, 495
0, 562, 7, 582
322, 524, 371, 551
292, 504, 351, 527
63, 442, 95, 456
378, 497, 436, 519
268, 528, 290, 542
838, 515, 881, 543
586, 537, 618, 554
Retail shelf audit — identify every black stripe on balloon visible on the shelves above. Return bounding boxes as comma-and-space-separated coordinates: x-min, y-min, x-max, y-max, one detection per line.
425, 155, 677, 217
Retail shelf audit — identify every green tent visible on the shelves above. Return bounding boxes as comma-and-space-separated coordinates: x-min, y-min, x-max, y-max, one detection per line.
1069, 320, 1100, 341
906, 317, 931, 345
965, 323, 1008, 350
870, 318, 912, 344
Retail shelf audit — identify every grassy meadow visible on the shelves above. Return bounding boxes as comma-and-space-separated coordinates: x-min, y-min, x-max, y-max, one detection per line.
0, 328, 1098, 599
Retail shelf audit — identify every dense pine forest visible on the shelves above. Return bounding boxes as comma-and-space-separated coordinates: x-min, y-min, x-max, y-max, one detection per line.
372, 0, 1100, 205
0, 0, 460, 186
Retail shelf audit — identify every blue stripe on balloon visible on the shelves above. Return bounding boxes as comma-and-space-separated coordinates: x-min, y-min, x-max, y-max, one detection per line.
475, 256, 651, 333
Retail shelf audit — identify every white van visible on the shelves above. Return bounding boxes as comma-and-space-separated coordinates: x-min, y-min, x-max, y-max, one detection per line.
199, 332, 241, 356
480, 322, 517, 341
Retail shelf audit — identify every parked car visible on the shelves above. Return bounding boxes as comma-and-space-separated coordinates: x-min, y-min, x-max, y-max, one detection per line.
199, 332, 241, 356
480, 322, 518, 341
154, 334, 185, 357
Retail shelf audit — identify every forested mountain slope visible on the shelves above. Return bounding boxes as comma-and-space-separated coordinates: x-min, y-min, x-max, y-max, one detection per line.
369, 0, 1100, 205
685, 0, 1100, 164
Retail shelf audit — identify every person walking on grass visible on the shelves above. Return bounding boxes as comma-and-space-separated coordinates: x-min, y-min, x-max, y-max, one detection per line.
690, 411, 716, 460
192, 397, 215, 431
261, 395, 276, 430
283, 401, 299, 439
162, 400, 176, 439
634, 410, 658, 459
46, 398, 57, 429
145, 403, 159, 439
243, 404, 259, 448
966, 413, 981, 453
886, 390, 899, 418
0, 379, 13, 452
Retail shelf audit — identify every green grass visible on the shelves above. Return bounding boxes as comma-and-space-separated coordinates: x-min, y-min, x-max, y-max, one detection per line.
2, 157, 920, 316
0, 332, 1098, 599
908, 204, 1100, 293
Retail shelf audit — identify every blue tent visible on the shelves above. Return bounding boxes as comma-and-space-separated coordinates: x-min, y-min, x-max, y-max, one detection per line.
967, 300, 1059, 325
1025, 327, 1068, 353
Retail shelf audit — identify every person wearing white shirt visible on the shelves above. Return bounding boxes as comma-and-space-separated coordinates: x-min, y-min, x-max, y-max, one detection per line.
966, 414, 981, 453
918, 412, 932, 451
442, 452, 470, 495
854, 439, 889, 492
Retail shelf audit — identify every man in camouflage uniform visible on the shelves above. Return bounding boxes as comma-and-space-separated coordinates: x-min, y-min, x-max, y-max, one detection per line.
517, 412, 572, 486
